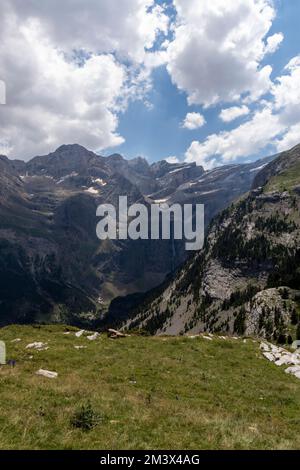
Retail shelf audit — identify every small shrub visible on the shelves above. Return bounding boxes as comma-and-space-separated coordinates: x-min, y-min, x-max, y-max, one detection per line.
277, 334, 286, 345
233, 306, 246, 335
291, 308, 298, 325
70, 401, 103, 431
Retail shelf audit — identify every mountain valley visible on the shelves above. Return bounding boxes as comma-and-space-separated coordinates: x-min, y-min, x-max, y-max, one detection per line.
0, 144, 273, 327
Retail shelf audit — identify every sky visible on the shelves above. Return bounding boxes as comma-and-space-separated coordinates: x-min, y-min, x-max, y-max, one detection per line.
0, 0, 300, 169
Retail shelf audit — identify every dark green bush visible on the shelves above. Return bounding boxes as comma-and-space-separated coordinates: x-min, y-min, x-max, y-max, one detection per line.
70, 401, 103, 431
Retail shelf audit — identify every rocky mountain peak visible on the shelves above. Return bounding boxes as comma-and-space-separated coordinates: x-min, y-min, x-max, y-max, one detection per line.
0, 142, 281, 328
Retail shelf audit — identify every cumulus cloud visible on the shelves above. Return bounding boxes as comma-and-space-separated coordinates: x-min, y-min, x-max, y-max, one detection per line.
185, 107, 284, 168
264, 32, 284, 54
219, 105, 250, 123
276, 123, 300, 152
166, 156, 180, 164
4, 0, 169, 63
0, 19, 125, 158
0, 0, 169, 159
166, 0, 280, 107
272, 56, 300, 125
182, 112, 206, 130
185, 54, 300, 168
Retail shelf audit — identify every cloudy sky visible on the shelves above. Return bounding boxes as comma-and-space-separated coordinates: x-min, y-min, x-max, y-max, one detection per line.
0, 0, 300, 168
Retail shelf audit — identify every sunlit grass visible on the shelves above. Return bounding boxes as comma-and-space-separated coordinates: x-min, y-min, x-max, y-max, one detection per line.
265, 162, 300, 192
0, 325, 300, 450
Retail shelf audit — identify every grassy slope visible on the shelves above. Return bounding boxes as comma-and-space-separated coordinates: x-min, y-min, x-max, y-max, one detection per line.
0, 325, 300, 450
265, 162, 300, 192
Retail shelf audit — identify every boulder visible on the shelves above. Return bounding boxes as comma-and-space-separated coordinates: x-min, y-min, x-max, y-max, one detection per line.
75, 330, 85, 338
36, 369, 58, 379
262, 352, 275, 362
26, 342, 48, 351
87, 332, 100, 341
107, 329, 130, 339
285, 366, 300, 379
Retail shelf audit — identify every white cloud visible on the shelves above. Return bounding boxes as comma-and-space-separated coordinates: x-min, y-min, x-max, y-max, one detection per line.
272, 56, 300, 151
167, 0, 281, 107
185, 142, 218, 170
272, 55, 300, 125
185, 54, 300, 168
0, 18, 126, 158
276, 123, 300, 152
185, 107, 285, 169
166, 156, 179, 164
3, 1, 169, 63
219, 105, 250, 123
264, 32, 284, 54
0, 0, 169, 159
182, 112, 206, 130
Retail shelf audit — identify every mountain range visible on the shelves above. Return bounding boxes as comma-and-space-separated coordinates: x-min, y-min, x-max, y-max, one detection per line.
125, 144, 300, 345
0, 144, 275, 326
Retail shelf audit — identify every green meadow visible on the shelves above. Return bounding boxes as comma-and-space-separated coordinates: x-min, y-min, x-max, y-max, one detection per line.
0, 325, 300, 450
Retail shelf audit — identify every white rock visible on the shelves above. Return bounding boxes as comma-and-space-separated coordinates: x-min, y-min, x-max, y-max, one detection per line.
285, 366, 300, 379
260, 343, 270, 352
275, 354, 300, 367
75, 330, 85, 338
288, 353, 299, 364
11, 338, 21, 343
270, 345, 284, 354
263, 352, 275, 362
74, 345, 87, 350
202, 335, 213, 341
87, 332, 100, 341
36, 369, 58, 379
26, 342, 48, 351
285, 365, 300, 374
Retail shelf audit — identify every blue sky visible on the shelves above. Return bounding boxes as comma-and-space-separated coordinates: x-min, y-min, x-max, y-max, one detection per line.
115, 0, 300, 164
1, 1, 300, 168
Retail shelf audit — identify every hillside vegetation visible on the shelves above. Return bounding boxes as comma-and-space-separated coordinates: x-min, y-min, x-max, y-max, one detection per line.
0, 325, 300, 450
125, 144, 300, 339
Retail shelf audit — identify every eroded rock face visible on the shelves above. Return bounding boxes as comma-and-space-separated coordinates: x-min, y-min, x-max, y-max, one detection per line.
202, 260, 251, 301
244, 289, 293, 338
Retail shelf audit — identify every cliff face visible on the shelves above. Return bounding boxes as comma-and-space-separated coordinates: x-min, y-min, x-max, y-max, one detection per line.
126, 144, 300, 344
